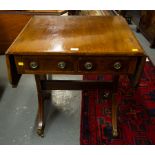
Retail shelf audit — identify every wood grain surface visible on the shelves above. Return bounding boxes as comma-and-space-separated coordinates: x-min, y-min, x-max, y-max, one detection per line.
0, 10, 66, 55
7, 16, 144, 56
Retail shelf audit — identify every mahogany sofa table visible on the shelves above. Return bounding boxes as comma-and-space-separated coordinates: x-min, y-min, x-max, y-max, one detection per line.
6, 16, 146, 137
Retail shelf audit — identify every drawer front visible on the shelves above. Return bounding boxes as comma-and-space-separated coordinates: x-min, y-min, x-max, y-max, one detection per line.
78, 57, 137, 74
15, 56, 137, 74
15, 56, 77, 74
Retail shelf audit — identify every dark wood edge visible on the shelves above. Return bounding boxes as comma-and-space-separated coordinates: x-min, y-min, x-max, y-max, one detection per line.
6, 55, 21, 87
0, 10, 68, 16
130, 56, 146, 87
41, 79, 113, 90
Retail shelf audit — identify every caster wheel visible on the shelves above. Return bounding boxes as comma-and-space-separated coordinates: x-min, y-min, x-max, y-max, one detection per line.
37, 128, 44, 137
112, 129, 118, 137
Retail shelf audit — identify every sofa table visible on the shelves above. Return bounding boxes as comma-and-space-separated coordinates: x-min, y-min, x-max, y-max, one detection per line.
6, 16, 146, 137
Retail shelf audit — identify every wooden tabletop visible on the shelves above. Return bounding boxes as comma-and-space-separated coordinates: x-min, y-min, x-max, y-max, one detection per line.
7, 16, 145, 56
0, 10, 66, 15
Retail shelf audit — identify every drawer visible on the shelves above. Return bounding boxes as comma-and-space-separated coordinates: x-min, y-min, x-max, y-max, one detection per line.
78, 57, 137, 74
14, 56, 77, 74
14, 56, 137, 74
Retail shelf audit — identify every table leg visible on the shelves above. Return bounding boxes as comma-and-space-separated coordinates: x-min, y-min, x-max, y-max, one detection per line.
112, 75, 119, 137
35, 75, 47, 137
132, 56, 146, 88
112, 93, 118, 137
43, 75, 51, 100
34, 74, 119, 137
150, 39, 155, 48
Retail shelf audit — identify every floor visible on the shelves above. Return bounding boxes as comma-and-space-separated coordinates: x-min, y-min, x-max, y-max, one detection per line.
0, 15, 155, 145
0, 57, 82, 145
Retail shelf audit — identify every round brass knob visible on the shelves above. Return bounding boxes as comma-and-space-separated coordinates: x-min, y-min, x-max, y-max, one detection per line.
29, 61, 39, 69
58, 61, 66, 69
84, 62, 93, 70
113, 62, 122, 70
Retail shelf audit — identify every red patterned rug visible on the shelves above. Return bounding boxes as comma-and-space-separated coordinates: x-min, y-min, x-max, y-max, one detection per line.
80, 61, 155, 144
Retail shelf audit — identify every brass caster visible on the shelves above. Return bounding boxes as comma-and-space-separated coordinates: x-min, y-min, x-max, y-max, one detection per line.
112, 129, 118, 137
37, 128, 44, 137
